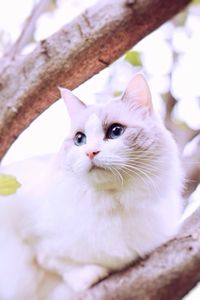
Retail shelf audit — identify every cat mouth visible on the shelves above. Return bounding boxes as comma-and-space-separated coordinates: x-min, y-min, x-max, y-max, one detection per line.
89, 163, 106, 172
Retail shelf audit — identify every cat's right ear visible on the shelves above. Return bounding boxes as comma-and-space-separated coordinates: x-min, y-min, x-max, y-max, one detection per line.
122, 74, 152, 113
58, 87, 86, 118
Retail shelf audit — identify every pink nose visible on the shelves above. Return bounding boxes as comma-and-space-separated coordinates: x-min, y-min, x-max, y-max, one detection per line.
86, 151, 100, 159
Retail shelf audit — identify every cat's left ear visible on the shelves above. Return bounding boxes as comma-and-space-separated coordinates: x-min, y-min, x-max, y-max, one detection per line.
58, 87, 86, 118
122, 74, 152, 113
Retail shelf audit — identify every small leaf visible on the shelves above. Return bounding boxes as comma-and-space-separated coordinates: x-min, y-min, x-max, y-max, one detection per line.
0, 174, 21, 196
124, 51, 142, 67
113, 91, 122, 97
48, 0, 57, 11
173, 10, 188, 26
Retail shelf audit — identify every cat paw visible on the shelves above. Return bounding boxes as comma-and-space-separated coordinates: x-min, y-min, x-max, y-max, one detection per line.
63, 265, 109, 292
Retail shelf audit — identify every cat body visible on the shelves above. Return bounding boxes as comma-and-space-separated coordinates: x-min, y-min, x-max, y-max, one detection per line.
0, 75, 183, 299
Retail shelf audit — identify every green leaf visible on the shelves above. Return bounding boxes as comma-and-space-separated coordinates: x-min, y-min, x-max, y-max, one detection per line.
0, 174, 21, 196
48, 0, 57, 11
124, 51, 142, 67
173, 10, 188, 26
113, 91, 122, 97
192, 0, 200, 4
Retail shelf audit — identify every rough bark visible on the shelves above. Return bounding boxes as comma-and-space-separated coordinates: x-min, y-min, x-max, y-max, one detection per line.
76, 209, 200, 300
0, 0, 191, 159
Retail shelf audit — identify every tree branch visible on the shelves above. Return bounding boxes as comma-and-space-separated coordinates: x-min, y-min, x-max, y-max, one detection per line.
0, 0, 191, 160
164, 92, 200, 150
4, 0, 50, 60
75, 208, 200, 300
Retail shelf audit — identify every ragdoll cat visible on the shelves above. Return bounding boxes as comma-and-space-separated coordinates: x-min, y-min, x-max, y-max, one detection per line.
0, 74, 183, 299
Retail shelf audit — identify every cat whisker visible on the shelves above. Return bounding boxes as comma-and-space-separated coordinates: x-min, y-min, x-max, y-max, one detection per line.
112, 161, 159, 197
127, 156, 166, 163
123, 147, 170, 156
119, 152, 159, 161
124, 153, 158, 159
112, 166, 124, 187
123, 164, 160, 197
94, 156, 161, 195
119, 153, 168, 165
94, 158, 124, 188
127, 160, 161, 173
122, 152, 160, 161
101, 156, 162, 174
97, 157, 161, 180
117, 165, 153, 198
121, 148, 157, 154
107, 165, 124, 188
121, 161, 160, 177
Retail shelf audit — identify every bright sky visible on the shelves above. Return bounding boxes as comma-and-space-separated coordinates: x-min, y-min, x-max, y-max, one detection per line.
0, 0, 200, 298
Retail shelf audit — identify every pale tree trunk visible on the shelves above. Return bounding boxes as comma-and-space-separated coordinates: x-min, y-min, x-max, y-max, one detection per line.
0, 0, 190, 159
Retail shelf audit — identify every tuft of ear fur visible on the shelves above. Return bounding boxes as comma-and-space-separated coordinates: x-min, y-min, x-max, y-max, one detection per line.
122, 74, 152, 112
58, 87, 86, 118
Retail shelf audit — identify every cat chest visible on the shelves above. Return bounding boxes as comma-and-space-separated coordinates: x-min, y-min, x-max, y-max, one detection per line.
36, 207, 140, 269
32, 192, 163, 269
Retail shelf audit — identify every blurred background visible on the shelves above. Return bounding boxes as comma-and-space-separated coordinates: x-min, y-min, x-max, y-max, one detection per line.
0, 0, 200, 298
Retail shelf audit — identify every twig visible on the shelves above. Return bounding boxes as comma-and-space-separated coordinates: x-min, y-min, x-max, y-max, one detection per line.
5, 0, 50, 60
164, 91, 177, 123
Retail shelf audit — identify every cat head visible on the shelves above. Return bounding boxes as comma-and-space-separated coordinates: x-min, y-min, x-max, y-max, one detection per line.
59, 74, 174, 191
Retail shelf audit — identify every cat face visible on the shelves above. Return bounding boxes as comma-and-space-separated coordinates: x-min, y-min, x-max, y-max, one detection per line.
59, 75, 167, 190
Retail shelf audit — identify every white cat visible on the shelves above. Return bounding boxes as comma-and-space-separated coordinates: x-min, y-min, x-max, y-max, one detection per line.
0, 74, 183, 299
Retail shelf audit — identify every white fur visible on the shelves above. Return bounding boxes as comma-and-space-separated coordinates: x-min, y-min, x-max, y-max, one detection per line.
0, 75, 183, 299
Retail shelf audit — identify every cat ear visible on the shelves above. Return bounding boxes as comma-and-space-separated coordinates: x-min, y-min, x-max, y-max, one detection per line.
58, 87, 86, 118
122, 74, 152, 112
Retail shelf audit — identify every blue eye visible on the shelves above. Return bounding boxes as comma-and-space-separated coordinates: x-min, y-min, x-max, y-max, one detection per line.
74, 132, 86, 146
106, 123, 125, 139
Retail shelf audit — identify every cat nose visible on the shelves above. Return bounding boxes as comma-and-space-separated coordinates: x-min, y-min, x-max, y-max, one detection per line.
86, 150, 100, 159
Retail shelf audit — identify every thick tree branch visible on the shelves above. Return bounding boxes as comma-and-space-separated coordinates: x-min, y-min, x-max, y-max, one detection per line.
0, 0, 191, 160
76, 208, 200, 300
